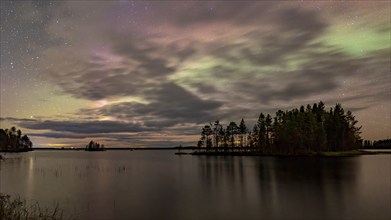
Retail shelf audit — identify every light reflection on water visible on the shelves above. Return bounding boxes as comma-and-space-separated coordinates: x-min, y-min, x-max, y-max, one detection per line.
0, 151, 390, 220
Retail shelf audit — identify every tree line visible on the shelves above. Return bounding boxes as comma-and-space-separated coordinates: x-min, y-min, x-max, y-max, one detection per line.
85, 140, 105, 151
0, 127, 33, 152
197, 102, 362, 154
363, 139, 391, 149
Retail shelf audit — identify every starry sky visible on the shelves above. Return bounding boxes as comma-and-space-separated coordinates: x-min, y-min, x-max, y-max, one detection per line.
0, 1, 390, 148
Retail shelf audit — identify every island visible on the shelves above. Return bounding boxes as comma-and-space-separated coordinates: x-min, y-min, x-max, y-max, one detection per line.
85, 140, 106, 151
193, 102, 364, 156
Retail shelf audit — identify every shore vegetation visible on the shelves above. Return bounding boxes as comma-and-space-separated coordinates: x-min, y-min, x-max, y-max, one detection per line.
0, 127, 33, 152
196, 102, 363, 156
85, 140, 105, 151
0, 193, 70, 220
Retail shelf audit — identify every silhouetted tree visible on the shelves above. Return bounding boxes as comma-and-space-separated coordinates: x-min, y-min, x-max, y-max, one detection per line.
371, 139, 391, 149
226, 122, 238, 148
256, 113, 266, 152
197, 139, 204, 148
212, 120, 223, 148
238, 118, 248, 148
197, 102, 362, 155
85, 140, 105, 151
250, 125, 259, 148
265, 114, 273, 152
201, 125, 213, 150
0, 127, 33, 152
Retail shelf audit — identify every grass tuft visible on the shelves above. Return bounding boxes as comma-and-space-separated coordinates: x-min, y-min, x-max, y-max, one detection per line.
0, 194, 72, 220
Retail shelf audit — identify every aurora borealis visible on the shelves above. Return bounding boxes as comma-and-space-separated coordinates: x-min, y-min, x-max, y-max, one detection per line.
1, 1, 390, 148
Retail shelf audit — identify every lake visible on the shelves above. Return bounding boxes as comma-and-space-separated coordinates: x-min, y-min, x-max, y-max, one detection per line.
0, 150, 390, 220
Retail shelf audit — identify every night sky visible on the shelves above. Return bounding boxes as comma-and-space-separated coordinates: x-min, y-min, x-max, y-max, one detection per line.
1, 1, 390, 148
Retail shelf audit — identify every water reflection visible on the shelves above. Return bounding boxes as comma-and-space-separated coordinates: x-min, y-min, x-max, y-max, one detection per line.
26, 157, 35, 199
197, 156, 361, 220
198, 156, 246, 191
1, 151, 389, 220
256, 157, 359, 219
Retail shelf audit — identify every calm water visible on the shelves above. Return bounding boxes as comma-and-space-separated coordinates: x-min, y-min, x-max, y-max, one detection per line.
0, 150, 390, 220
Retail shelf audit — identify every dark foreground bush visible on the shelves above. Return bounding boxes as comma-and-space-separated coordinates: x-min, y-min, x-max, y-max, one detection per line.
0, 194, 71, 220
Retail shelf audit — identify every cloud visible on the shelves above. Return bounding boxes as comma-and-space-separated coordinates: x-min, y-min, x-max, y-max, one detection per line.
4, 1, 385, 146
0, 117, 36, 122
28, 131, 139, 140
149, 2, 268, 27
42, 2, 331, 101
42, 2, 388, 120
29, 132, 91, 139
45, 49, 171, 101
95, 82, 223, 128
17, 119, 147, 134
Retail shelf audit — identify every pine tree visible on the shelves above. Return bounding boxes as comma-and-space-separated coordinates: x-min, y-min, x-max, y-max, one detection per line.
212, 120, 223, 148
202, 125, 213, 149
226, 122, 238, 148
239, 118, 248, 148
257, 113, 266, 152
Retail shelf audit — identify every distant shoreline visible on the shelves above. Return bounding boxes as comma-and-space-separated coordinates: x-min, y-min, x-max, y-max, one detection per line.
191, 149, 391, 157
31, 147, 195, 151
10, 148, 389, 157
